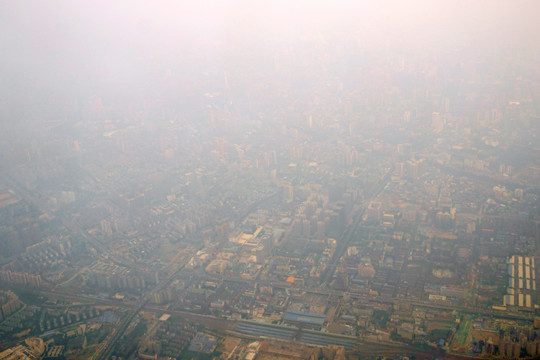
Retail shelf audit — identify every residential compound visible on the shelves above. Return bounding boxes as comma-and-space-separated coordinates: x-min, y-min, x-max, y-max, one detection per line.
504, 256, 536, 309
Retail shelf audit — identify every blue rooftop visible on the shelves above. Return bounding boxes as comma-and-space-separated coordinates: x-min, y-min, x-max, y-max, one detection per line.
283, 310, 326, 326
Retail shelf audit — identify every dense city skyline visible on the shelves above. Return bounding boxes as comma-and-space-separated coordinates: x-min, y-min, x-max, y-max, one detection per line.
1, 1, 540, 359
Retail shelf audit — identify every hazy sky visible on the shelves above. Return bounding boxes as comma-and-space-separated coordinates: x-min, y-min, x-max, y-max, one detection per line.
1, 0, 539, 124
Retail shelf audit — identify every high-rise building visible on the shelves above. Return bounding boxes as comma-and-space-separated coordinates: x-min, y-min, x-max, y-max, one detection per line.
283, 182, 294, 200
302, 219, 311, 237
367, 202, 382, 223
432, 112, 444, 132
395, 162, 405, 177
406, 159, 425, 179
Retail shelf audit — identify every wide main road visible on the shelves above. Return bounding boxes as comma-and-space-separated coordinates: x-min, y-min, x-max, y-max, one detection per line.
321, 167, 394, 286
38, 288, 233, 329
94, 299, 148, 360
